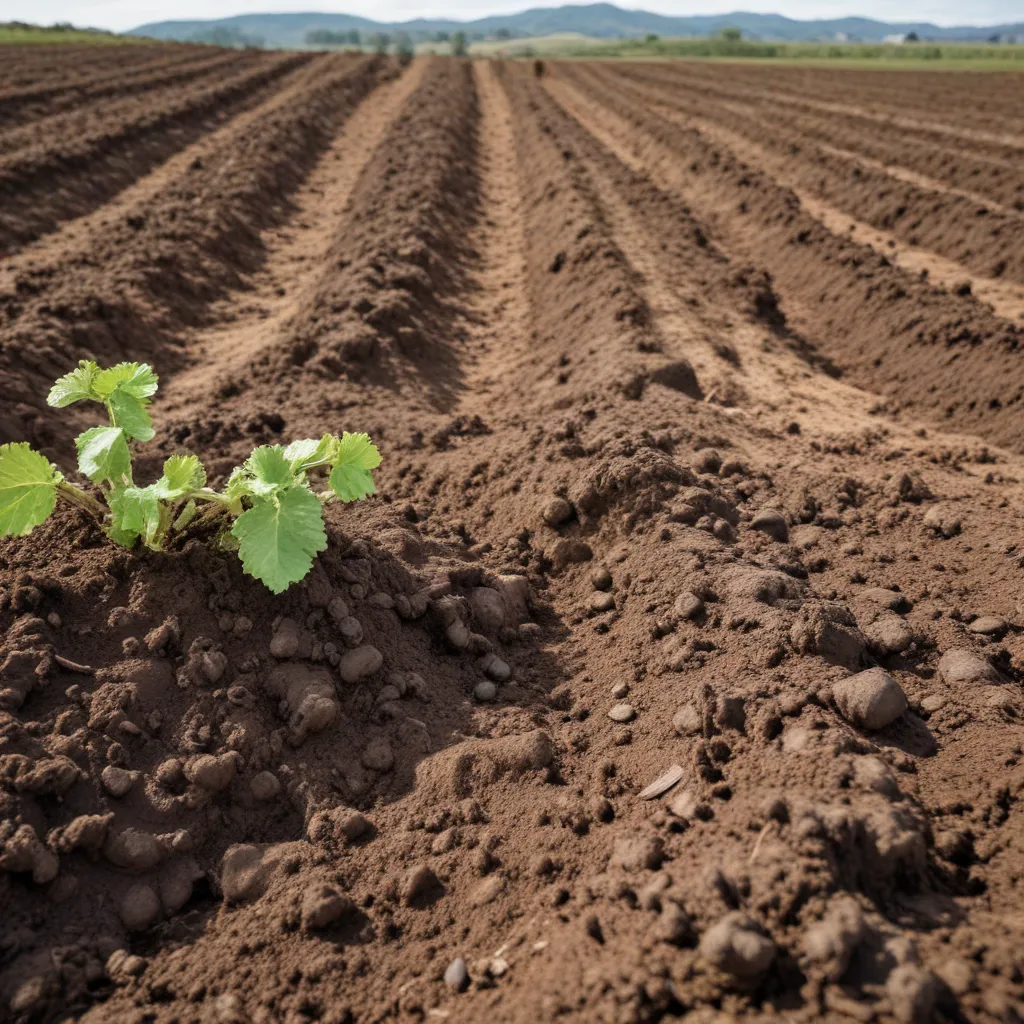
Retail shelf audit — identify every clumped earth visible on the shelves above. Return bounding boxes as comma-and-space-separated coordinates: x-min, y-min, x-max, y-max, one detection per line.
2, 49, 1024, 1024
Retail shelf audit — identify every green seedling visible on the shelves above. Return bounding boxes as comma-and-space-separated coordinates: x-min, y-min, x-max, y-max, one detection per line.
0, 360, 381, 593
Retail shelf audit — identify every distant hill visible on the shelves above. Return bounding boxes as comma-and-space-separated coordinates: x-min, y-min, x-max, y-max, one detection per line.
131, 3, 1024, 48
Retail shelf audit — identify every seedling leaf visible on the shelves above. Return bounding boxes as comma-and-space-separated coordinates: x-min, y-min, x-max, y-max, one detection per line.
0, 443, 59, 537
153, 454, 206, 500
328, 463, 376, 502
108, 390, 155, 442
242, 446, 295, 496
327, 432, 380, 502
283, 434, 336, 472
108, 486, 162, 546
48, 360, 101, 408
232, 487, 327, 594
75, 426, 131, 485
334, 432, 382, 470
93, 363, 159, 401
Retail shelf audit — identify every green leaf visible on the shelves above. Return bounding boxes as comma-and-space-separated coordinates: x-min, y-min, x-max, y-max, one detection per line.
0, 443, 59, 537
327, 432, 380, 502
334, 432, 382, 471
108, 390, 155, 442
328, 463, 376, 502
93, 363, 159, 401
152, 454, 206, 500
283, 435, 336, 472
172, 499, 198, 531
242, 446, 295, 496
47, 360, 100, 408
231, 487, 327, 594
108, 486, 163, 546
75, 426, 131, 485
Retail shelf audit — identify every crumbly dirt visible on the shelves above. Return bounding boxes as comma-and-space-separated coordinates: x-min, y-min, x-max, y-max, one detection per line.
1, 52, 1024, 1024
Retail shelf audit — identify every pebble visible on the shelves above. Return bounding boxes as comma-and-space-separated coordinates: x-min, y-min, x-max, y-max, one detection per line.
590, 592, 615, 613
673, 591, 704, 620
104, 828, 164, 872
923, 505, 961, 538
119, 884, 161, 931
672, 702, 702, 736
327, 595, 350, 627
474, 680, 497, 702
611, 682, 629, 699
301, 884, 354, 931
361, 738, 395, 772
444, 957, 470, 992
967, 615, 1007, 637
338, 645, 383, 684
186, 752, 239, 792
336, 616, 364, 647
749, 509, 789, 542
692, 448, 721, 474
402, 864, 441, 906
542, 497, 574, 527
481, 653, 511, 682
269, 618, 301, 659
101, 765, 137, 798
250, 771, 281, 801
920, 694, 946, 714
445, 621, 471, 651
469, 588, 506, 633
863, 614, 914, 656
832, 668, 908, 730
937, 649, 1001, 685
699, 912, 776, 978
608, 703, 635, 723
591, 566, 613, 590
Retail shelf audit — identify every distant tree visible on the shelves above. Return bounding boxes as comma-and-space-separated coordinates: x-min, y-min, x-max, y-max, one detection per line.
435, 30, 450, 42
451, 30, 467, 56
644, 33, 659, 43
720, 26, 742, 41
368, 31, 390, 53
395, 31, 414, 59
495, 27, 512, 39
905, 31, 919, 41
306, 29, 348, 47
347, 29, 361, 46
988, 32, 1001, 43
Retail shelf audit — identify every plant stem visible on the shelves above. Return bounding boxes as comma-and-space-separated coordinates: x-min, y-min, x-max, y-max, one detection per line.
57, 481, 106, 518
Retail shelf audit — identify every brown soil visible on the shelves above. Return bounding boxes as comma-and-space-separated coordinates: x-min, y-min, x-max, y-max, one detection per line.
1, 52, 1024, 1024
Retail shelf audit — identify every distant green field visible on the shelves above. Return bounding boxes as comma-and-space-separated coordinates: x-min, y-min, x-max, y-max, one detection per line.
0, 21, 144, 44
565, 35, 1024, 69
468, 32, 603, 56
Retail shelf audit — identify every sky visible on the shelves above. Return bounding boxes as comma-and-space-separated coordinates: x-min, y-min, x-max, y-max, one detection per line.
1, 0, 1018, 33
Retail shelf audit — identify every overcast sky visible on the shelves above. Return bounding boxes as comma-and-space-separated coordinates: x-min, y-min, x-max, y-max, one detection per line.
2, 0, 1018, 33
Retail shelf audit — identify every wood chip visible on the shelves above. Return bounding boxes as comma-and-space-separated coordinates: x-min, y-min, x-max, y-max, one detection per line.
638, 763, 684, 800
54, 654, 94, 675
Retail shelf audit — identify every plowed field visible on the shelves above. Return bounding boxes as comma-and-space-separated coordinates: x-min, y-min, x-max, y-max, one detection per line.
2, 53, 1024, 1024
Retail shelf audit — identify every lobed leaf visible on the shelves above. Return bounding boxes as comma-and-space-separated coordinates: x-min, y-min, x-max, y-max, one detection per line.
152, 454, 206, 500
328, 463, 376, 502
108, 486, 162, 547
283, 434, 336, 473
47, 360, 100, 408
334, 432, 382, 471
231, 487, 327, 595
75, 426, 131, 485
93, 363, 159, 401
326, 432, 381, 502
108, 389, 155, 442
0, 443, 59, 537
241, 446, 295, 496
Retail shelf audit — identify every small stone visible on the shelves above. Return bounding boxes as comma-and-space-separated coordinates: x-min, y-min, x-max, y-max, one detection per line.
692, 448, 721, 474
937, 649, 1001, 685
611, 682, 629, 699
474, 680, 497, 702
101, 765, 137, 798
444, 957, 469, 992
481, 654, 511, 682
590, 592, 615, 613
591, 566, 613, 590
199, 650, 229, 684
185, 752, 239, 792
832, 668, 908, 730
250, 771, 281, 801
368, 593, 394, 610
923, 505, 961, 538
673, 591, 704, 620
361, 738, 394, 772
104, 828, 164, 872
402, 864, 442, 906
699, 912, 776, 978
327, 595, 350, 626
542, 497, 574, 527
920, 694, 946, 713
106, 950, 147, 983
469, 588, 505, 633
886, 964, 940, 1024
119, 884, 161, 931
749, 509, 789, 542
445, 621, 471, 651
967, 615, 1007, 637
610, 835, 664, 871
863, 614, 915, 656
672, 703, 702, 736
301, 884, 353, 931
608, 703, 635, 723
338, 645, 383, 684
336, 617, 364, 647
269, 619, 301, 659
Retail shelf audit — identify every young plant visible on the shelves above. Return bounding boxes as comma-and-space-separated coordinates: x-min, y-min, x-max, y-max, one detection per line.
0, 360, 381, 594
